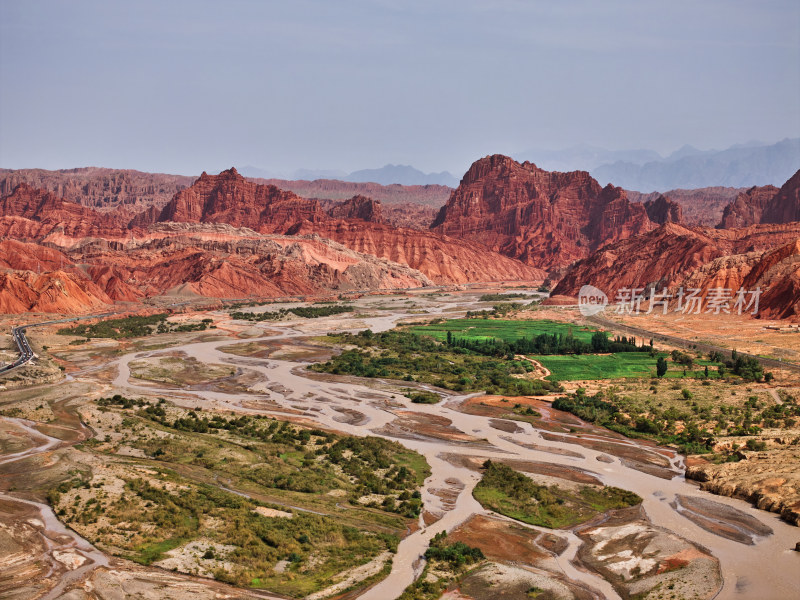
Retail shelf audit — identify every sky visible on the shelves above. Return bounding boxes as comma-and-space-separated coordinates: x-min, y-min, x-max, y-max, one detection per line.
1, 0, 799, 176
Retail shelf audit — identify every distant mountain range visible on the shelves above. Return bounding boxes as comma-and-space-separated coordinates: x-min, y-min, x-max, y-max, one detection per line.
344, 164, 458, 187
240, 164, 459, 187
517, 139, 800, 193
515, 145, 662, 172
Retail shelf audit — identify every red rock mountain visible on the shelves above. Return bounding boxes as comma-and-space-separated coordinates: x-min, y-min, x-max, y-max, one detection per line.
0, 167, 193, 210
0, 183, 130, 241
552, 222, 800, 298
151, 168, 543, 285
0, 219, 436, 314
643, 195, 683, 225
741, 240, 800, 319
550, 170, 800, 318
256, 178, 451, 207
0, 169, 544, 313
155, 168, 328, 232
326, 195, 385, 223
719, 170, 800, 228
627, 187, 743, 227
381, 203, 438, 229
319, 197, 436, 229
0, 270, 115, 314
431, 155, 678, 270
288, 220, 544, 284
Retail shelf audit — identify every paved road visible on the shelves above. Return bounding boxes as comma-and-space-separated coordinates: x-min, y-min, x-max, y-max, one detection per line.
0, 312, 116, 376
587, 314, 800, 375
0, 326, 34, 374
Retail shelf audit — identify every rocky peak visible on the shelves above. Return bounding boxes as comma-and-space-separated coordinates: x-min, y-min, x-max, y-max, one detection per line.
643, 195, 683, 225
718, 169, 800, 228
430, 154, 655, 270
217, 167, 242, 180
156, 168, 327, 233
327, 195, 385, 223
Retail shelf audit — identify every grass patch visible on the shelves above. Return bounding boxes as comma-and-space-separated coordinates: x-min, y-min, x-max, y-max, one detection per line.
407, 318, 598, 345
398, 532, 484, 600
231, 304, 353, 322
134, 536, 190, 565
57, 314, 212, 339
533, 353, 660, 381
403, 389, 440, 404
473, 461, 641, 528
550, 385, 800, 455
310, 330, 561, 396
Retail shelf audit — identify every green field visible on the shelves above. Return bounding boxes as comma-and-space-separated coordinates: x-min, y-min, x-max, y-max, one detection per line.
535, 353, 725, 382
533, 353, 658, 381
408, 319, 725, 382
408, 318, 599, 344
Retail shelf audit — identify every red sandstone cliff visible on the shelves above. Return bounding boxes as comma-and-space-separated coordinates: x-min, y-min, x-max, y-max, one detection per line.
153, 168, 543, 285
255, 178, 451, 207
155, 168, 327, 233
430, 155, 661, 270
287, 220, 545, 285
326, 195, 385, 223
719, 170, 800, 228
643, 195, 683, 225
551, 222, 800, 299
627, 187, 742, 227
0, 167, 193, 210
0, 183, 132, 241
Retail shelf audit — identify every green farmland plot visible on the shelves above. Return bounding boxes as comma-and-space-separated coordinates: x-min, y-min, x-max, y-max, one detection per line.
408, 318, 599, 345
409, 318, 724, 382
533, 353, 660, 381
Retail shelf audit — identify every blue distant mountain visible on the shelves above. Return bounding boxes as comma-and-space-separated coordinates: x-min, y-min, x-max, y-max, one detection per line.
515, 139, 800, 192
239, 164, 457, 187
514, 144, 661, 172
592, 138, 800, 192
344, 164, 458, 187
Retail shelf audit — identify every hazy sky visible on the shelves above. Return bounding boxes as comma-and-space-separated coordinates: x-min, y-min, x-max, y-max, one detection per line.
1, 0, 798, 176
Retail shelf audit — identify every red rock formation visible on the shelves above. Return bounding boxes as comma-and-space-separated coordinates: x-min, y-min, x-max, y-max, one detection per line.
0, 239, 72, 272
718, 186, 781, 228
0, 168, 546, 314
318, 198, 436, 229
86, 228, 434, 300
0, 222, 437, 313
0, 271, 113, 314
327, 195, 385, 223
741, 240, 800, 320
86, 265, 144, 302
157, 168, 327, 233
430, 155, 657, 269
0, 167, 193, 210
287, 220, 544, 284
551, 223, 724, 298
643, 195, 683, 225
719, 170, 800, 228
256, 178, 451, 207
155, 168, 542, 285
681, 240, 800, 319
381, 203, 439, 229
0, 183, 131, 241
551, 221, 800, 319
627, 187, 742, 227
